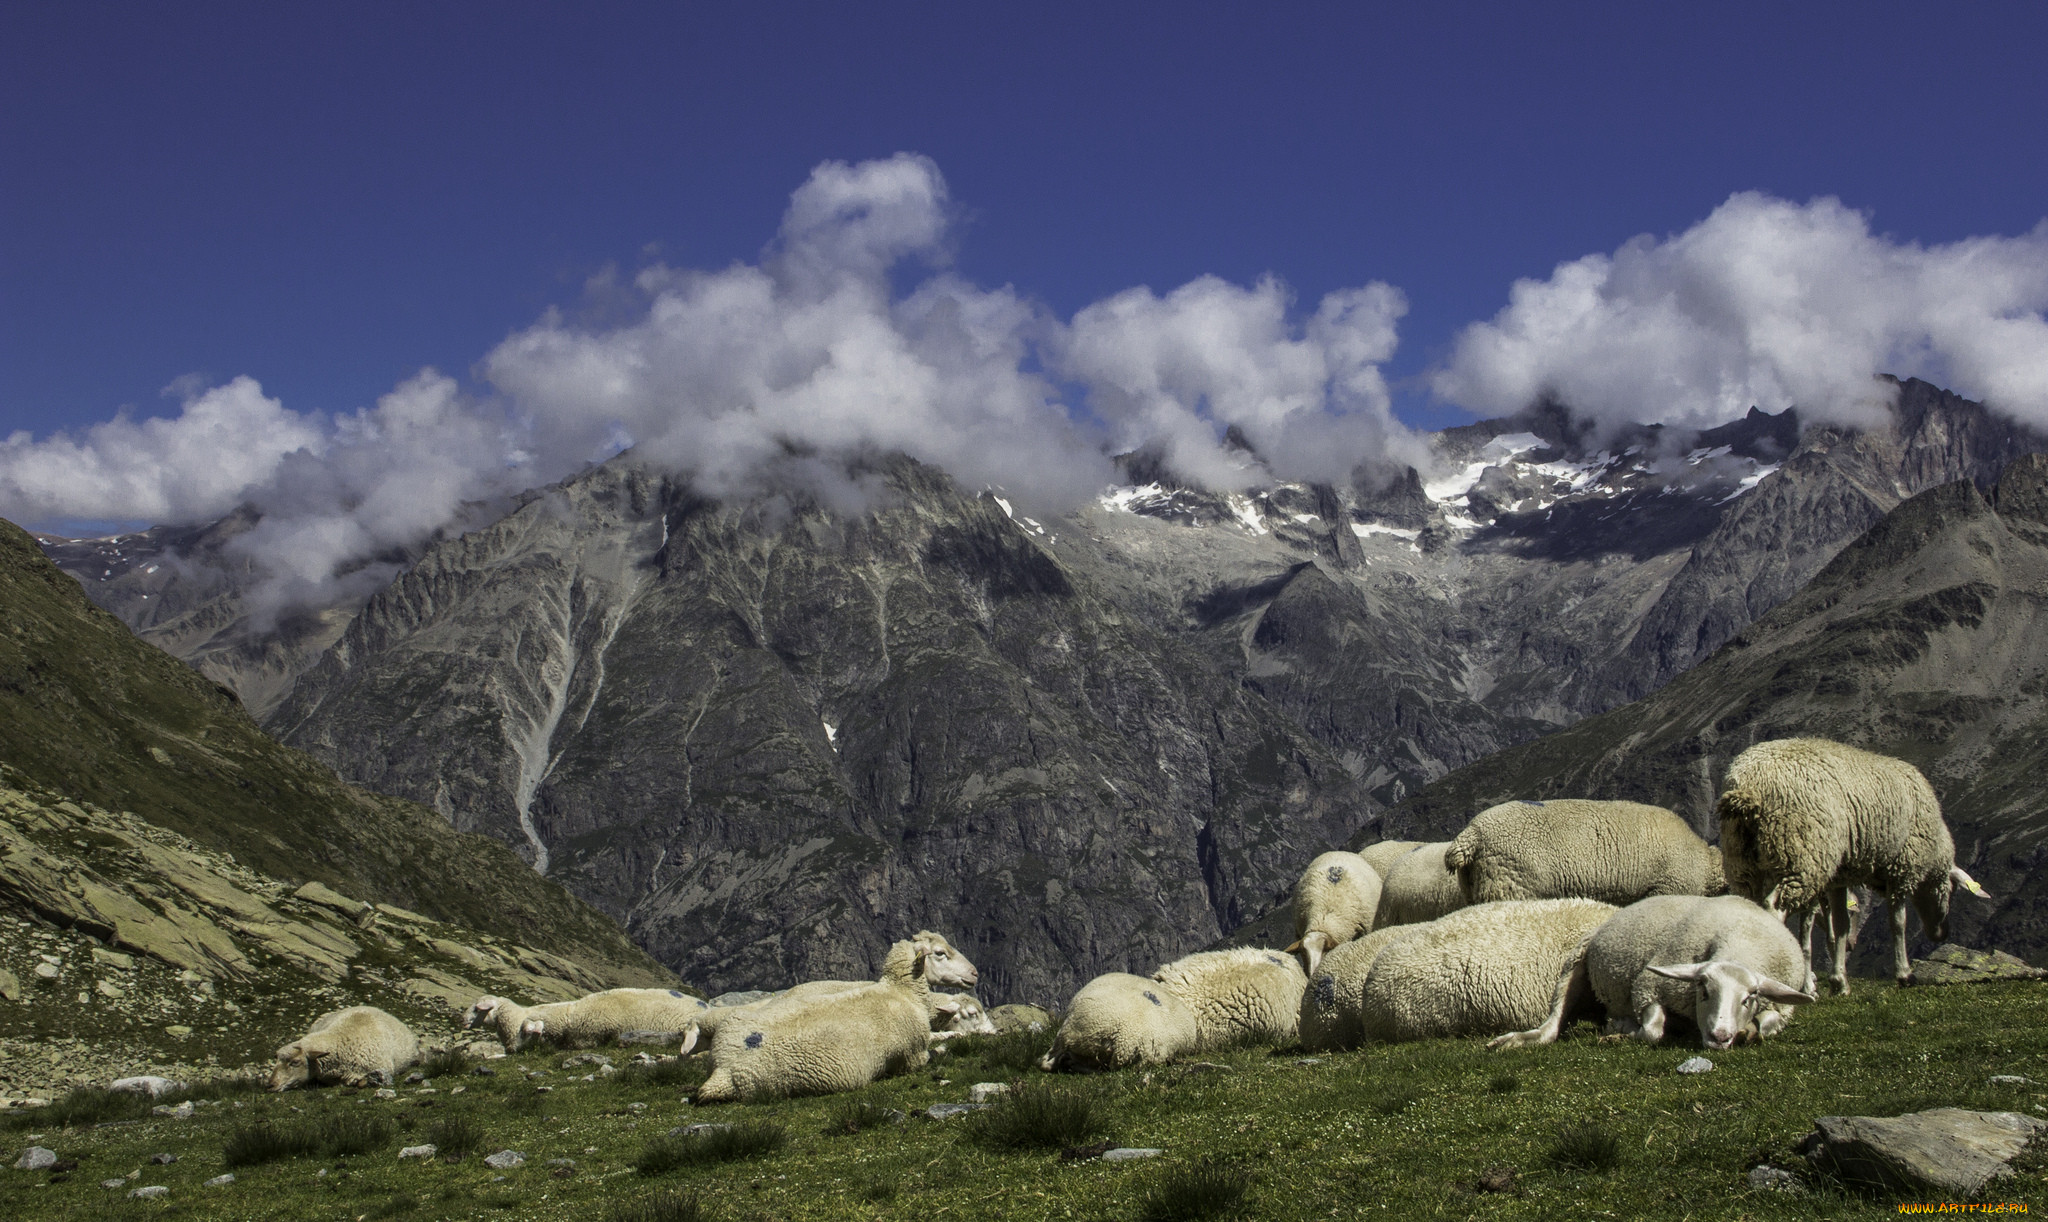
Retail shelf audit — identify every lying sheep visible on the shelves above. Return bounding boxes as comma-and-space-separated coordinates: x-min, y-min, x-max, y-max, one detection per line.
1493, 895, 1813, 1051
1358, 840, 1426, 879
989, 1003, 1053, 1035
1153, 947, 1308, 1051
1359, 899, 1617, 1043
695, 931, 977, 1102
1289, 851, 1383, 973
1298, 924, 1424, 1052
697, 981, 992, 1045
269, 1006, 419, 1090
1717, 737, 1989, 992
929, 992, 999, 1041
1446, 799, 1726, 906
463, 988, 708, 1052
1039, 973, 1201, 1071
1374, 842, 1468, 927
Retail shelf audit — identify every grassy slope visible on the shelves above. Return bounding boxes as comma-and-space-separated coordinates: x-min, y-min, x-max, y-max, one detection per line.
5, 981, 2045, 1220
0, 518, 666, 986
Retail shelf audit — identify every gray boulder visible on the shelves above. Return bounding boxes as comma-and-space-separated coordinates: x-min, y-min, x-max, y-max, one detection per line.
1800, 1108, 2046, 1196
13, 1146, 57, 1171
1908, 944, 2048, 985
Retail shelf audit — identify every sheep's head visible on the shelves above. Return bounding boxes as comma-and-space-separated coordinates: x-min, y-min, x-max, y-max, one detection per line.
931, 994, 998, 1036
1917, 866, 1990, 944
911, 931, 979, 988
516, 1017, 547, 1050
267, 1042, 315, 1092
461, 996, 503, 1030
1289, 931, 1334, 975
1648, 960, 1814, 1050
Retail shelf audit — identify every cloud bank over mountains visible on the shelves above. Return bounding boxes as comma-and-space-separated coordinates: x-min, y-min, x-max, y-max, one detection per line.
4, 156, 2048, 612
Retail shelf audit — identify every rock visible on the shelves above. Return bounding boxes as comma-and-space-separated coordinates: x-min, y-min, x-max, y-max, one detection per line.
967, 1082, 1010, 1104
483, 1150, 525, 1169
90, 948, 134, 970
1747, 1164, 1805, 1193
0, 967, 17, 1000
470, 1065, 496, 1077
404, 1073, 425, 1084
988, 1003, 1053, 1034
1799, 1108, 2048, 1196
294, 881, 373, 924
150, 1153, 176, 1165
102, 1178, 128, 1188
924, 1103, 988, 1120
110, 1076, 184, 1097
1294, 1058, 1325, 1066
128, 1186, 168, 1199
1993, 1075, 2031, 1086
95, 979, 124, 998
1059, 1141, 1117, 1163
1102, 1148, 1164, 1161
204, 1174, 234, 1186
163, 1025, 192, 1037
1676, 1057, 1714, 1074
398, 1144, 437, 1160
561, 1054, 613, 1069
34, 963, 59, 981
1908, 944, 2048, 985
15, 1146, 57, 1170
669, 1123, 732, 1138
374, 1089, 397, 1099
546, 1159, 575, 1169
150, 1101, 195, 1119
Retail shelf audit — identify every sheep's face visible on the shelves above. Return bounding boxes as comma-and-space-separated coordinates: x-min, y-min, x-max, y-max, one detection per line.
461, 997, 500, 1030
1914, 875, 1955, 944
268, 1043, 313, 1092
914, 932, 979, 988
1649, 961, 1814, 1050
932, 995, 998, 1036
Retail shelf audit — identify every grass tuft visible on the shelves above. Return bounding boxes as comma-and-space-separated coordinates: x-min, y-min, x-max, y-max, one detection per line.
633, 1121, 788, 1175
428, 1113, 485, 1160
615, 1057, 710, 1091
1487, 1072, 1521, 1094
1547, 1122, 1622, 1172
222, 1118, 322, 1167
1371, 1086, 1420, 1115
943, 1029, 1049, 1075
823, 1098, 901, 1135
364, 1193, 421, 1219
1137, 1161, 1252, 1221
417, 1048, 469, 1080
609, 1190, 709, 1222
963, 1080, 1104, 1150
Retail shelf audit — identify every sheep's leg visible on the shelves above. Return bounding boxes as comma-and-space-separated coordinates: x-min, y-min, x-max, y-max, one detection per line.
1827, 887, 1854, 995
1634, 1002, 1668, 1045
1789, 905, 1823, 995
1487, 955, 1585, 1049
1888, 889, 1913, 986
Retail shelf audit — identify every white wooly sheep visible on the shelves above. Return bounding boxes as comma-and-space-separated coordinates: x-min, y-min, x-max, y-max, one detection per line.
696, 982, 993, 1045
1358, 840, 1426, 879
269, 1006, 420, 1090
695, 931, 977, 1102
1446, 799, 1726, 906
463, 988, 709, 1053
1040, 973, 1201, 1071
1493, 895, 1815, 1051
1373, 842, 1468, 927
1288, 851, 1384, 973
1298, 924, 1425, 1052
1717, 737, 1990, 993
1152, 947, 1309, 1051
928, 992, 999, 1041
1359, 899, 1618, 1043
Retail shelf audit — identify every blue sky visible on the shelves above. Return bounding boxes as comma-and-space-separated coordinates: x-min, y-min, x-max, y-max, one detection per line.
7, 1, 2043, 440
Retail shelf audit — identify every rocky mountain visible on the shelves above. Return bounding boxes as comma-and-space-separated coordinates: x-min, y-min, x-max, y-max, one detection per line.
31, 379, 2048, 1002
1364, 453, 2048, 966
0, 517, 668, 991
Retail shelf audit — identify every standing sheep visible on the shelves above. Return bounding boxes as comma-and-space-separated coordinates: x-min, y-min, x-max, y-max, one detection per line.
1717, 738, 1989, 992
1039, 973, 1202, 1071
1359, 899, 1617, 1043
1358, 840, 1426, 880
1373, 842, 1468, 927
1298, 924, 1425, 1052
1446, 799, 1726, 906
1288, 851, 1384, 972
269, 1006, 419, 1090
694, 931, 977, 1102
1492, 895, 1813, 1051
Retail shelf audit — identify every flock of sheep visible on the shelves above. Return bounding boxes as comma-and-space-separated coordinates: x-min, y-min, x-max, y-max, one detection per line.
263, 737, 1992, 1104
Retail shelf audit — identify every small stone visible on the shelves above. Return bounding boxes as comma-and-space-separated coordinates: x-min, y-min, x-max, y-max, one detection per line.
1747, 1164, 1805, 1193
470, 1065, 496, 1077
405, 1073, 425, 1084
95, 980, 125, 998
374, 1089, 397, 1099
967, 1082, 1010, 1104
150, 1153, 176, 1165
1294, 1057, 1325, 1066
33, 963, 59, 980
617, 1030, 686, 1045
923, 1103, 988, 1120
627, 1102, 647, 1112
1676, 1057, 1715, 1075
1059, 1140, 1116, 1163
204, 1174, 235, 1186
1991, 1075, 2030, 1086
398, 1145, 437, 1159
91, 948, 134, 970
1101, 1147, 1164, 1161
546, 1159, 576, 1169
449, 1086, 465, 1095
102, 1178, 128, 1188
128, 1186, 169, 1199
483, 1150, 525, 1169
669, 1123, 733, 1138
149, 1102, 195, 1119
163, 1025, 192, 1037
562, 1054, 613, 1069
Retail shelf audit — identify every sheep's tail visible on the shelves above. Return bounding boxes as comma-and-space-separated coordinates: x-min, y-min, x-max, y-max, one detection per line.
1951, 865, 1991, 899
1442, 829, 1479, 871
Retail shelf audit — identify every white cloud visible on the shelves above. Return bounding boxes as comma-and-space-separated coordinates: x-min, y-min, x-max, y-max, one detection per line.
1433, 192, 2048, 431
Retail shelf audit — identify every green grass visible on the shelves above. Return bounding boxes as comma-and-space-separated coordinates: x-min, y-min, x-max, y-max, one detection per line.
221, 1111, 392, 1166
1137, 1160, 1253, 1221
5, 980, 2048, 1219
963, 1080, 1105, 1150
632, 1120, 787, 1174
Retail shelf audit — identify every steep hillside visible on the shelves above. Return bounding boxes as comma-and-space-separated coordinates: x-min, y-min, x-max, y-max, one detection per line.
1367, 453, 2048, 963
0, 518, 668, 989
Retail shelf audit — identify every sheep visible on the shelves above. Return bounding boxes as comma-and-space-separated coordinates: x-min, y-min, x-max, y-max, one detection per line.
269, 1006, 419, 1090
695, 931, 977, 1102
1716, 737, 1990, 993
696, 982, 992, 1045
1039, 973, 1202, 1071
1373, 841, 1468, 927
989, 1002, 1054, 1034
1492, 895, 1815, 1051
1152, 947, 1308, 1051
463, 988, 709, 1052
1358, 898, 1618, 1043
1445, 799, 1726, 906
1298, 924, 1425, 1052
928, 992, 999, 1041
1358, 840, 1425, 879
1288, 851, 1384, 973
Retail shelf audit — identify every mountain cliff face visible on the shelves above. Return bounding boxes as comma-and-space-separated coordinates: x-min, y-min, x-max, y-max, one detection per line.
1370, 453, 2048, 966
33, 379, 2048, 1001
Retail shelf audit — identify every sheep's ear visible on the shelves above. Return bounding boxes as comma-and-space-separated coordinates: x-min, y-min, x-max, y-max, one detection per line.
1283, 939, 1303, 953
678, 1024, 699, 1056
932, 997, 964, 1018
1755, 976, 1815, 1004
522, 1018, 546, 1035
1647, 962, 1711, 982
1952, 866, 1991, 899
275, 1041, 303, 1062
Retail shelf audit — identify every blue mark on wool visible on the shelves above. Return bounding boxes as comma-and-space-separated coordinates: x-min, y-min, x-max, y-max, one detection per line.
1143, 991, 1162, 1007
745, 1032, 764, 1048
1266, 954, 1285, 967
669, 990, 685, 997
1520, 799, 1545, 806
1315, 976, 1336, 1007
1326, 865, 1346, 884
